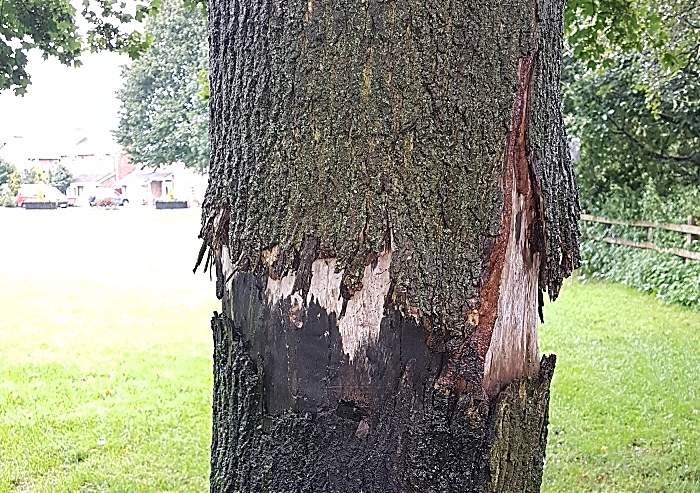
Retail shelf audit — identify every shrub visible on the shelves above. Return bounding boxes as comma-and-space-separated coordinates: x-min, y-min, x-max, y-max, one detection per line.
95, 198, 116, 208
0, 187, 17, 207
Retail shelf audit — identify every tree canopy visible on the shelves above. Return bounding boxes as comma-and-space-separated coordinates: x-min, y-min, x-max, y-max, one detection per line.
0, 0, 160, 95
0, 157, 20, 193
114, 0, 208, 171
49, 163, 73, 193
564, 0, 700, 209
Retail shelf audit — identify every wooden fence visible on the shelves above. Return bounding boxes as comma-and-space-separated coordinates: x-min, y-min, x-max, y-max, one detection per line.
580, 214, 700, 261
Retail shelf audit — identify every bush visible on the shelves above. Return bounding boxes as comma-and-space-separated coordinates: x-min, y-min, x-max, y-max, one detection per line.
0, 186, 17, 207
95, 198, 116, 208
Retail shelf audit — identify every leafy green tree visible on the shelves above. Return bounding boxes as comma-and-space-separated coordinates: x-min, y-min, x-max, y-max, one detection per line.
19, 168, 44, 185
49, 164, 74, 194
0, 158, 18, 187
7, 169, 20, 194
564, 0, 668, 67
564, 0, 700, 209
115, 0, 208, 172
0, 0, 159, 95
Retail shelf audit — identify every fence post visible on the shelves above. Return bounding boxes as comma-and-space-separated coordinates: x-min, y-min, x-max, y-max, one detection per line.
687, 216, 697, 245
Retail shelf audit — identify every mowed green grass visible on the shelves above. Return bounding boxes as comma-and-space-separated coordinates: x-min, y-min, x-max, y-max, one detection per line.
541, 281, 700, 493
0, 208, 699, 492
0, 207, 218, 492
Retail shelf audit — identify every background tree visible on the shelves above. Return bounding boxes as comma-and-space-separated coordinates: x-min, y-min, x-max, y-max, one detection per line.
0, 158, 20, 192
115, 0, 208, 172
566, 0, 700, 312
200, 0, 579, 491
564, 0, 670, 67
19, 168, 44, 185
49, 164, 74, 194
564, 0, 699, 210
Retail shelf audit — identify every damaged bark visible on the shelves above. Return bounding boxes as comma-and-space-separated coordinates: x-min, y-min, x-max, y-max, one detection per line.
202, 0, 579, 491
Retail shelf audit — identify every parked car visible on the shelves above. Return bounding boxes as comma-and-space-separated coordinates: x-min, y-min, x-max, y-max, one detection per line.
88, 188, 129, 207
16, 184, 69, 208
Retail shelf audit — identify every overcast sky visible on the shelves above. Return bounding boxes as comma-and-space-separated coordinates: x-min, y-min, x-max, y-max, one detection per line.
0, 49, 130, 140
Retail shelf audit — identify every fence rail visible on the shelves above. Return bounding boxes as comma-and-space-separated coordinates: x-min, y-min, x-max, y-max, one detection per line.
580, 214, 700, 261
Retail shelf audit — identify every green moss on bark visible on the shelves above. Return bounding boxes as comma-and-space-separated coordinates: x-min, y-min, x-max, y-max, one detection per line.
202, 0, 573, 325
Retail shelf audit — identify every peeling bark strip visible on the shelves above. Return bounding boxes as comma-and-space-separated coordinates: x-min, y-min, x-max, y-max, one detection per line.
203, 0, 578, 490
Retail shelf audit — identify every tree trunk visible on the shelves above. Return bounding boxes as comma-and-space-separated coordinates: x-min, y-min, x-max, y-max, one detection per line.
200, 0, 580, 491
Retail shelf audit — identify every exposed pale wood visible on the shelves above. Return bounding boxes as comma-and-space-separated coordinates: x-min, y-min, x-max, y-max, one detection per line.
264, 253, 392, 362
601, 236, 700, 261
581, 213, 700, 236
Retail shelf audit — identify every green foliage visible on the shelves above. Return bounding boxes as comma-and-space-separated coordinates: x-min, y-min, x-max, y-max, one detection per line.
566, 0, 700, 304
0, 186, 17, 207
48, 164, 73, 194
7, 170, 20, 194
0, 0, 81, 94
563, 0, 690, 68
115, 0, 208, 172
19, 168, 44, 185
0, 0, 161, 95
0, 158, 19, 191
565, 0, 699, 208
579, 184, 700, 308
196, 68, 210, 102
565, 0, 646, 66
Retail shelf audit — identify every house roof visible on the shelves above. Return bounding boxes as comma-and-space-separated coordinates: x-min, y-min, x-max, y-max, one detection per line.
71, 172, 115, 184
0, 130, 122, 171
117, 171, 174, 186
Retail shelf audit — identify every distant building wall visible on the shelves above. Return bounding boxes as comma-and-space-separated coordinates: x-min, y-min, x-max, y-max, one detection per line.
101, 176, 116, 189
151, 181, 162, 199
116, 153, 136, 181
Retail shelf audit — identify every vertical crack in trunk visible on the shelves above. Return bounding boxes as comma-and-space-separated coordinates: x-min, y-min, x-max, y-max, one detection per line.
474, 50, 546, 396
483, 53, 543, 394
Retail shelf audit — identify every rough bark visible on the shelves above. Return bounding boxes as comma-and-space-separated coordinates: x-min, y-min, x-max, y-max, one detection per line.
201, 0, 579, 491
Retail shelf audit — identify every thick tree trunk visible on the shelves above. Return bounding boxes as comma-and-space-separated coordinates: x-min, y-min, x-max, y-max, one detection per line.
200, 0, 580, 491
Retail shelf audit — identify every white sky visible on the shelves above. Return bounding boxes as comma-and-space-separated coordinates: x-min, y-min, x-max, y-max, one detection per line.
0, 49, 130, 140
0, 0, 143, 141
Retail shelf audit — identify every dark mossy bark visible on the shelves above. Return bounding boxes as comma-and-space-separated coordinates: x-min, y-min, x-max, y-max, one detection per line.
202, 0, 579, 490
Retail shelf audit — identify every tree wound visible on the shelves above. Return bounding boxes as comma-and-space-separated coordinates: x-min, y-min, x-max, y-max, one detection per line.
265, 251, 392, 361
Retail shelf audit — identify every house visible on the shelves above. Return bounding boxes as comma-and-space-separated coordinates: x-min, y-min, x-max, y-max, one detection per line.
0, 135, 63, 176
1, 130, 135, 179
115, 164, 208, 206
67, 173, 116, 206
161, 162, 208, 205
116, 171, 174, 206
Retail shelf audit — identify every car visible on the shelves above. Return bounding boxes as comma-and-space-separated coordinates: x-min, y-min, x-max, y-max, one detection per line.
16, 184, 69, 208
88, 188, 129, 207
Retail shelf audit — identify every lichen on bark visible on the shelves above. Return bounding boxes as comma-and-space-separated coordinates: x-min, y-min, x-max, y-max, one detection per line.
201, 0, 563, 322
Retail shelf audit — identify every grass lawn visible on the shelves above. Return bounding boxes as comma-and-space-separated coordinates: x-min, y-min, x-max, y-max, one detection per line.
0, 207, 218, 492
541, 281, 700, 493
0, 207, 698, 492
